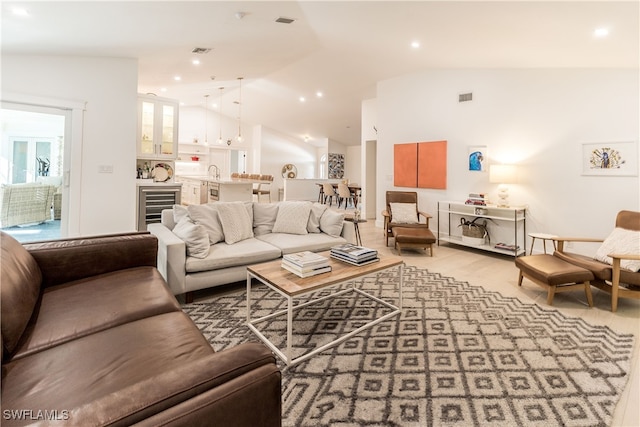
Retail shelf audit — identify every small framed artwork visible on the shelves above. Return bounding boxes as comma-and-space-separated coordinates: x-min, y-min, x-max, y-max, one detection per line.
468, 146, 487, 172
582, 141, 638, 176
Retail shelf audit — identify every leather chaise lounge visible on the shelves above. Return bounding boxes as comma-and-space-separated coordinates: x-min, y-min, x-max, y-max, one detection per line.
1, 231, 281, 427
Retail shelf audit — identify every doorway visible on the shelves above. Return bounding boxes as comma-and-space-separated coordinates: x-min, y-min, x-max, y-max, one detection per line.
1, 106, 68, 242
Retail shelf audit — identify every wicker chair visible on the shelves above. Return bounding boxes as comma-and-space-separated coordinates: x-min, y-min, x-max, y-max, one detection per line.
0, 183, 56, 228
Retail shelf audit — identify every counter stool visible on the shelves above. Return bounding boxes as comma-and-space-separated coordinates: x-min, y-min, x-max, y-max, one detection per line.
516, 254, 594, 306
528, 232, 557, 255
392, 227, 436, 256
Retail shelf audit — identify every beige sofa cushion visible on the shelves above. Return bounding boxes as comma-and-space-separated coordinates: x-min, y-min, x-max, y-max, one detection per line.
257, 232, 347, 255
185, 238, 281, 273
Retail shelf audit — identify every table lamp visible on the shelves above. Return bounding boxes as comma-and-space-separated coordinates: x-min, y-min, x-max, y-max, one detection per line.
489, 164, 517, 208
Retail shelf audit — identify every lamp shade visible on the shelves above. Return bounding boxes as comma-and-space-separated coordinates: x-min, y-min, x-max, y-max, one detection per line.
489, 164, 517, 184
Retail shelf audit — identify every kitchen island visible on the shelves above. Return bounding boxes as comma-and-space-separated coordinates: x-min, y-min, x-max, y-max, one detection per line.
175, 175, 265, 203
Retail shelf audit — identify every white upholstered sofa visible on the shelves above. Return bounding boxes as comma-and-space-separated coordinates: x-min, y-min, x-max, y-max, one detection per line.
149, 201, 352, 301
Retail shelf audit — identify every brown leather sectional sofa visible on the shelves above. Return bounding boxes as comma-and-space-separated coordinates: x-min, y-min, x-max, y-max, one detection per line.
1, 232, 281, 427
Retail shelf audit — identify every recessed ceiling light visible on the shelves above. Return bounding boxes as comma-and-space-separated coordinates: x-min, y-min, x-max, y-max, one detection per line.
192, 59, 201, 65
12, 7, 28, 16
174, 76, 182, 81
160, 88, 167, 92
299, 96, 306, 102
411, 41, 420, 49
594, 28, 609, 38
316, 91, 323, 98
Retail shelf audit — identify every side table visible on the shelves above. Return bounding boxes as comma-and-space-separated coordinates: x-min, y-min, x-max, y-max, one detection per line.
344, 217, 367, 246
528, 232, 557, 255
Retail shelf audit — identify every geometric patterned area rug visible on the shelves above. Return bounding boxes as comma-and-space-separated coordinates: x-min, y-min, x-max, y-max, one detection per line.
182, 265, 635, 427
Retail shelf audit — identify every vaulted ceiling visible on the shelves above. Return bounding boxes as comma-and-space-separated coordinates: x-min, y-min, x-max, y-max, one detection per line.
2, 1, 638, 146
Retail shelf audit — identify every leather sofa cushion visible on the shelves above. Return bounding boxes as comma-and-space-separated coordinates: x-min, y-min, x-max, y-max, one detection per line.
11, 266, 181, 360
2, 312, 215, 419
257, 232, 347, 255
185, 238, 281, 273
0, 232, 42, 358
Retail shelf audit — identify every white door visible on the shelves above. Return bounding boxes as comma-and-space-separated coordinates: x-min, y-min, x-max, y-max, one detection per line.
1, 105, 69, 240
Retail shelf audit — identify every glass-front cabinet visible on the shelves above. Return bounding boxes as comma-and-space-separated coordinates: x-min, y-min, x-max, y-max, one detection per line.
137, 95, 178, 159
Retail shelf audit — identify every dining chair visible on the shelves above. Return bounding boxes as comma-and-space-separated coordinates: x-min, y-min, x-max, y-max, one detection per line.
337, 183, 355, 209
322, 183, 337, 206
253, 174, 273, 202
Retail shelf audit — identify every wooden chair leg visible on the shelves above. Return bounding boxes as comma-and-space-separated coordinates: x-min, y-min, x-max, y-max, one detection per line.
518, 271, 524, 286
611, 258, 621, 312
547, 285, 556, 305
583, 281, 594, 307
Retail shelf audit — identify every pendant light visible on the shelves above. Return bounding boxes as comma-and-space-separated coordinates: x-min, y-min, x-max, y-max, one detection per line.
236, 77, 243, 143
217, 87, 224, 145
203, 94, 209, 145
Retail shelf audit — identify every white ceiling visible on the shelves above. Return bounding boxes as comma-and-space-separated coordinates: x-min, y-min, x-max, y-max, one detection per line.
2, 1, 638, 146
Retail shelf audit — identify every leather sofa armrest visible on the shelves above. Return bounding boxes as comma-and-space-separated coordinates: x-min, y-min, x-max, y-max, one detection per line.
23, 232, 158, 289
148, 223, 187, 296
70, 342, 281, 427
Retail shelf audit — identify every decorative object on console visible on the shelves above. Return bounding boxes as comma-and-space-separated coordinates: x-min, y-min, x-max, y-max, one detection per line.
489, 164, 517, 208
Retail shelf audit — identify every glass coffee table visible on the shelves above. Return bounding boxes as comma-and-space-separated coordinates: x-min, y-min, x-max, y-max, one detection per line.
246, 252, 404, 366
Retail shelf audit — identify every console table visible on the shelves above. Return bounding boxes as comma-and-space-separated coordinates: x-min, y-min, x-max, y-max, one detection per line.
437, 201, 526, 257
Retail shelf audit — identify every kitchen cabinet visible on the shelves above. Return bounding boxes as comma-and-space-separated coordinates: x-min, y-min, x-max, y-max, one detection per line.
137, 95, 178, 159
437, 201, 527, 257
176, 177, 207, 205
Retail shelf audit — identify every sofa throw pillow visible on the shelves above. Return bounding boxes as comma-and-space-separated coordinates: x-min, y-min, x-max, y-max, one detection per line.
217, 202, 254, 244
307, 203, 328, 233
187, 204, 225, 245
173, 204, 189, 224
319, 209, 345, 237
272, 201, 312, 235
253, 203, 279, 236
390, 202, 419, 224
172, 217, 210, 259
594, 227, 640, 272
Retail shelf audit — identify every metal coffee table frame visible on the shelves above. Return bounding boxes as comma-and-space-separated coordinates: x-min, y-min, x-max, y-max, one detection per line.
246, 255, 404, 367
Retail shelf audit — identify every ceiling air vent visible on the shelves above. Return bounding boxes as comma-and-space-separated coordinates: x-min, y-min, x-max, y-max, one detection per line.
275, 17, 295, 24
458, 92, 473, 103
191, 47, 212, 54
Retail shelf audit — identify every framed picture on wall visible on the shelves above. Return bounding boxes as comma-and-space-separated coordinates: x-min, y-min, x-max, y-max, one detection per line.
468, 146, 487, 172
582, 141, 638, 176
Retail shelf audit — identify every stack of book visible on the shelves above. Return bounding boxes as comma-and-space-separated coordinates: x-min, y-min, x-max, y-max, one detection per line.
330, 243, 379, 266
494, 242, 520, 252
281, 251, 331, 278
465, 193, 488, 206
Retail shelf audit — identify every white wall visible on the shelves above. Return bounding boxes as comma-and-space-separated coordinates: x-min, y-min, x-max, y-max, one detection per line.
2, 54, 138, 236
375, 69, 639, 255
259, 126, 317, 200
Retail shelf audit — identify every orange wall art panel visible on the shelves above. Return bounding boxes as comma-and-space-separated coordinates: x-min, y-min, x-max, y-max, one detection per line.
393, 143, 418, 187
417, 140, 447, 189
393, 140, 447, 189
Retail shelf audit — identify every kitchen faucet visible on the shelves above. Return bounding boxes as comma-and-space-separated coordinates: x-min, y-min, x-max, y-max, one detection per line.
208, 164, 220, 180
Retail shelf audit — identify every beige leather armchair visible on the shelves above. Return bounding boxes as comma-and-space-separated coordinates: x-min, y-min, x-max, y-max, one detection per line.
553, 210, 640, 312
